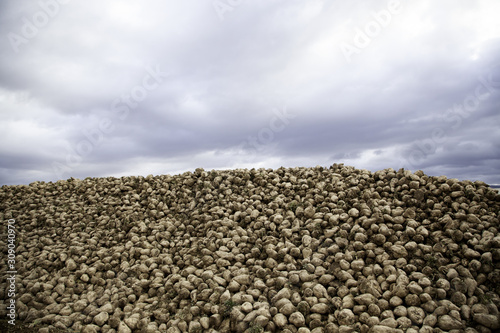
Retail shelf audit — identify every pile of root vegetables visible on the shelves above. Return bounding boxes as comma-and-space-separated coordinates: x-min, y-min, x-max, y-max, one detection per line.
1, 164, 499, 333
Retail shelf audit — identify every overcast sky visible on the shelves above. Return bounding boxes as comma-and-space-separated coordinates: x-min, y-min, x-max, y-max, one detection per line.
1, 0, 499, 186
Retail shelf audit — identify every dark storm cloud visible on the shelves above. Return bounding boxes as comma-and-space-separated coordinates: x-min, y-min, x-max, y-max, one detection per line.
1, 0, 499, 185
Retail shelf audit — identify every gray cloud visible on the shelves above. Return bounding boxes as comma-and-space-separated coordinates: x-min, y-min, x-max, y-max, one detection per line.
1, 0, 500, 186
